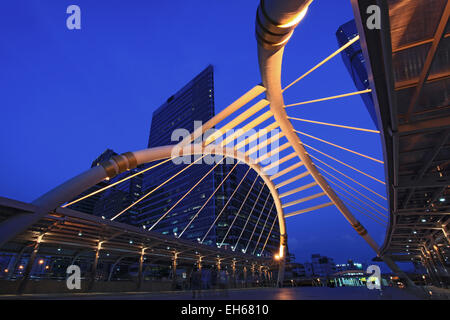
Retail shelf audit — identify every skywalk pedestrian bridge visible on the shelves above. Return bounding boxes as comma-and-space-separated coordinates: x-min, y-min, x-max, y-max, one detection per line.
0, 0, 448, 296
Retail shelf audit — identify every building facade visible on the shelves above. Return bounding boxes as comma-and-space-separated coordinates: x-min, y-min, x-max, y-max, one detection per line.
336, 20, 379, 129
138, 65, 279, 255
310, 254, 337, 277
69, 149, 144, 225
68, 65, 279, 257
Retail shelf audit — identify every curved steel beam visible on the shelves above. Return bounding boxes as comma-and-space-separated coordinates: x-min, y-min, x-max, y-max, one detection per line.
256, 0, 422, 291
0, 145, 286, 261
256, 0, 380, 256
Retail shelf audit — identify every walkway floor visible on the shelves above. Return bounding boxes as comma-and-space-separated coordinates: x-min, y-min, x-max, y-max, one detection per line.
0, 286, 421, 300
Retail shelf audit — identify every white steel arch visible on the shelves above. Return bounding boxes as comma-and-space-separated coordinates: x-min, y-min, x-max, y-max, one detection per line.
255, 0, 380, 254
0, 144, 288, 264
0, 0, 418, 288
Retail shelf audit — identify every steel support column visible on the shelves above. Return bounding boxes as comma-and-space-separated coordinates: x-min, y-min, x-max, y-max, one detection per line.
17, 235, 43, 294
7, 245, 29, 281
197, 256, 202, 271
243, 266, 248, 287
171, 251, 178, 289
88, 242, 102, 291
137, 248, 145, 290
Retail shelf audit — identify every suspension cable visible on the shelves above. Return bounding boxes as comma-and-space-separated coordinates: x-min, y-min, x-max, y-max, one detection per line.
288, 116, 379, 133
201, 164, 250, 243
334, 189, 387, 226
259, 213, 278, 256
149, 157, 225, 231
283, 35, 360, 92
325, 177, 387, 221
63, 158, 173, 208
308, 153, 386, 200
219, 176, 260, 248
316, 164, 388, 214
233, 183, 266, 251
252, 203, 275, 255
284, 89, 372, 107
111, 155, 206, 221
178, 157, 239, 238
303, 143, 385, 185
295, 130, 383, 164
244, 192, 271, 253
235, 122, 279, 151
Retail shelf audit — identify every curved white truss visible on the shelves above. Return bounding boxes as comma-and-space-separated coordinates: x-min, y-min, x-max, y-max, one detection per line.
0, 0, 418, 288
255, 0, 380, 254
0, 144, 288, 260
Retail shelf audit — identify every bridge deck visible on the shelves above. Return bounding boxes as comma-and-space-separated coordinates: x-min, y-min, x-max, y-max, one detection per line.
0, 286, 420, 300
0, 196, 271, 272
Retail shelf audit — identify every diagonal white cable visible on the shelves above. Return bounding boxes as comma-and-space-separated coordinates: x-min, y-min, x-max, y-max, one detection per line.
219, 176, 260, 248
303, 143, 385, 185
316, 164, 388, 214
178, 157, 239, 238
334, 189, 386, 226
288, 116, 379, 133
295, 130, 383, 164
284, 89, 372, 107
308, 153, 386, 200
252, 203, 275, 255
63, 158, 173, 208
244, 192, 272, 253
321, 173, 388, 220
259, 212, 278, 256
233, 182, 266, 251
200, 163, 249, 243
149, 157, 225, 231
282, 35, 360, 92
111, 155, 206, 221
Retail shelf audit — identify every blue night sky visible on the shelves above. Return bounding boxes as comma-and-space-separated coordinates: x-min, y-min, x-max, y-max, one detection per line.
0, 1, 402, 269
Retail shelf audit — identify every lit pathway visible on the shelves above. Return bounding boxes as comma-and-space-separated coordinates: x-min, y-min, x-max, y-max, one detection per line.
0, 286, 420, 300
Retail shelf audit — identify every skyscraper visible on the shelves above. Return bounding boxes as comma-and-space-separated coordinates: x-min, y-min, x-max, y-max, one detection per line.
336, 20, 379, 129
138, 65, 217, 244
138, 65, 279, 255
69, 65, 279, 257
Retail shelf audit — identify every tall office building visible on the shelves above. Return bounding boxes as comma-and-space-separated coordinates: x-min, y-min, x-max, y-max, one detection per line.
69, 66, 279, 256
138, 65, 279, 255
336, 20, 379, 129
138, 65, 216, 244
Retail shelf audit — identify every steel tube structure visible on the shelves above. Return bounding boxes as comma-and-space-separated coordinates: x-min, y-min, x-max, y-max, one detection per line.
0, 0, 424, 293
255, 0, 380, 285
0, 144, 287, 265
256, 0, 420, 289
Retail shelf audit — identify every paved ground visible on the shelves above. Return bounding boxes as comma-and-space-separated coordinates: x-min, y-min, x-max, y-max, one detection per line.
0, 286, 422, 300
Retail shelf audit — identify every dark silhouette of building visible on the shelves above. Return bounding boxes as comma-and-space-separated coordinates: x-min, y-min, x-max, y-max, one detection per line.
67, 180, 109, 215
69, 149, 144, 225
336, 20, 378, 129
91, 148, 118, 168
